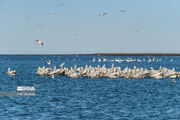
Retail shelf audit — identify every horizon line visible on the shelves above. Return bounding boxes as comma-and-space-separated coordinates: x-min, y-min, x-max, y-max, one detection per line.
0, 53, 180, 56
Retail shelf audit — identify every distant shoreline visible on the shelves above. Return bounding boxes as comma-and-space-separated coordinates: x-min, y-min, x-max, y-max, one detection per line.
0, 53, 180, 56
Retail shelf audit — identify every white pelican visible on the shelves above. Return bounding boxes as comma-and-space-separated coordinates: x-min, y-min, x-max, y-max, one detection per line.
35, 40, 44, 46
36, 66, 41, 74
7, 68, 16, 76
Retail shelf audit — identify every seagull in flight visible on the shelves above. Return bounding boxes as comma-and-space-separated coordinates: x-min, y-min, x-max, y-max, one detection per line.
119, 10, 125, 14
58, 3, 64, 6
35, 40, 44, 46
25, 15, 30, 20
48, 13, 53, 16
99, 13, 107, 16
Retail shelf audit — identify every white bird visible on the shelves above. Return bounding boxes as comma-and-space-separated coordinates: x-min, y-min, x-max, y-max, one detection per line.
92, 58, 96, 62
51, 75, 55, 79
47, 60, 51, 65
35, 40, 44, 46
60, 63, 65, 68
7, 68, 16, 76
48, 13, 53, 16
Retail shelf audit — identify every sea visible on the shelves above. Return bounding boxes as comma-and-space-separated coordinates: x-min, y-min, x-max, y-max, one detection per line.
0, 55, 180, 119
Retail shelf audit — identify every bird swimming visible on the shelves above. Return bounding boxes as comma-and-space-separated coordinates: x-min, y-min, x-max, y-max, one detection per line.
7, 68, 16, 76
47, 60, 51, 65
36, 64, 180, 79
35, 40, 44, 46
60, 63, 65, 68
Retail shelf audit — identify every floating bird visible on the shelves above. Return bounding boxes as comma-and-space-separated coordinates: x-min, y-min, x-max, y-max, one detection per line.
51, 75, 55, 79
99, 13, 107, 16
7, 68, 16, 76
35, 40, 44, 46
60, 63, 65, 68
36, 65, 180, 79
173, 79, 176, 83
47, 60, 51, 65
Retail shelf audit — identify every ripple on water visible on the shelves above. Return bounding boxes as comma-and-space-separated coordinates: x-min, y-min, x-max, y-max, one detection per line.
0, 55, 180, 119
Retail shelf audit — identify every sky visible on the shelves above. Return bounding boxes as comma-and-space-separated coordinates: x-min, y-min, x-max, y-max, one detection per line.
0, 0, 180, 54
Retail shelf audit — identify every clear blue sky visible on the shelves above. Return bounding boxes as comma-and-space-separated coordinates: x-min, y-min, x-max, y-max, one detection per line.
0, 0, 180, 54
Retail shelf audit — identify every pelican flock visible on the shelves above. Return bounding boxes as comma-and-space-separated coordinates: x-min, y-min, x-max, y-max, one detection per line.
36, 64, 180, 79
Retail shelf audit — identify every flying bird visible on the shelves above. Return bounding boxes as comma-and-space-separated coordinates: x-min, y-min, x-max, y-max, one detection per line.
48, 13, 53, 16
25, 15, 30, 20
58, 3, 64, 6
99, 13, 107, 16
35, 40, 44, 46
119, 10, 125, 14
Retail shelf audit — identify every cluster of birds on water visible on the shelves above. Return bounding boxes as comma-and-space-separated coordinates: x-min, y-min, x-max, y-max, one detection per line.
6, 3, 174, 80
92, 58, 165, 63
36, 63, 179, 82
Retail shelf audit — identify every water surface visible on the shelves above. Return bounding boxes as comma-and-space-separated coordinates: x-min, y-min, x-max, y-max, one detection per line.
0, 55, 180, 119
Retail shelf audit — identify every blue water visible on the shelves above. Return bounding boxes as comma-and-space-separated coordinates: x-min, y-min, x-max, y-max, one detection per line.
0, 55, 180, 119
